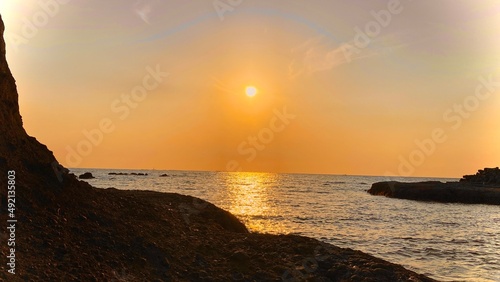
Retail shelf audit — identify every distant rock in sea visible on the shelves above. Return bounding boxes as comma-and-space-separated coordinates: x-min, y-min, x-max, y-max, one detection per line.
108, 172, 148, 176
368, 168, 500, 205
79, 172, 95, 179
160, 173, 169, 177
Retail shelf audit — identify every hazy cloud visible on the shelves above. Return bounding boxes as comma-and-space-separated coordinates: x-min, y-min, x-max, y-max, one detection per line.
288, 37, 348, 79
289, 35, 408, 79
134, 0, 154, 24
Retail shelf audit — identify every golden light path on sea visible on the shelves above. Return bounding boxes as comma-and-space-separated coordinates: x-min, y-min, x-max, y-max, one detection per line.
221, 172, 287, 234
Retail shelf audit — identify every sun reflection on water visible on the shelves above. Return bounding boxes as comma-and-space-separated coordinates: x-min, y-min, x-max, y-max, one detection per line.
220, 172, 287, 234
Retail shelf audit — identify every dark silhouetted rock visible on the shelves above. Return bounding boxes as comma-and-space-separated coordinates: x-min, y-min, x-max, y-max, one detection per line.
79, 172, 95, 179
160, 173, 169, 177
460, 167, 500, 185
108, 172, 147, 176
368, 179, 500, 205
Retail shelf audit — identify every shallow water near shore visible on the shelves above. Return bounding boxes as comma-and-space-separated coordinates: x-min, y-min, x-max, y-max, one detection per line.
72, 169, 500, 281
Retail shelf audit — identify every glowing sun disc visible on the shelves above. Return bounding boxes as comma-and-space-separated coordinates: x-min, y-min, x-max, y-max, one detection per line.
245, 86, 258, 97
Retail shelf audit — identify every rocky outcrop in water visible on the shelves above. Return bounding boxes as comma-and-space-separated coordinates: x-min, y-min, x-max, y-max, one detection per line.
108, 172, 148, 176
78, 172, 95, 179
460, 167, 500, 185
0, 15, 436, 281
368, 172, 500, 205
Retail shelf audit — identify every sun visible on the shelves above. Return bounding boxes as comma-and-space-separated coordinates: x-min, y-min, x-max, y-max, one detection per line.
245, 86, 258, 97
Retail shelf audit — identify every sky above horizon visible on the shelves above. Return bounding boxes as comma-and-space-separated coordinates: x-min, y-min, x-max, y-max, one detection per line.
1, 1, 500, 177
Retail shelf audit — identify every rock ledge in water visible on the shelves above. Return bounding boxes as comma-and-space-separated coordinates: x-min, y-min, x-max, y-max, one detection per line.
368, 177, 500, 205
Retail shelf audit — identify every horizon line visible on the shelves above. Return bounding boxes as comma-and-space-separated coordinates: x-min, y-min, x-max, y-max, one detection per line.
68, 167, 461, 179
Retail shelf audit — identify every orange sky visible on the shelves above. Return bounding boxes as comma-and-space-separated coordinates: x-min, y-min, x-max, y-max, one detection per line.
1, 1, 500, 177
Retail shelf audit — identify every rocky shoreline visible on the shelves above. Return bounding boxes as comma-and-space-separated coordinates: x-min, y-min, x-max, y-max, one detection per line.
368, 168, 500, 205
2, 179, 438, 281
0, 15, 436, 281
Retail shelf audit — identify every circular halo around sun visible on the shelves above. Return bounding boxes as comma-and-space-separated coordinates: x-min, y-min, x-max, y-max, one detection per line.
245, 86, 258, 97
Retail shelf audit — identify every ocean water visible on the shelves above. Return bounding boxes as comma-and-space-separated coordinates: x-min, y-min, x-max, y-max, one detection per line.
71, 169, 500, 282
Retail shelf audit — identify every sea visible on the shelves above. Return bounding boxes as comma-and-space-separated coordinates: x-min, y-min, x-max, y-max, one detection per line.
71, 168, 500, 282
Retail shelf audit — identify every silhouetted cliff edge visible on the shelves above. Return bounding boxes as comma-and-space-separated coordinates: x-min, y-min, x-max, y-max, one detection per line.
0, 15, 436, 281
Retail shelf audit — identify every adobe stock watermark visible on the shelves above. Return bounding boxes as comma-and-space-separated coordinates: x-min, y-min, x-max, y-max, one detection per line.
341, 0, 409, 63
213, 0, 244, 21
281, 241, 334, 281
226, 106, 296, 172
5, 0, 72, 53
289, 0, 411, 78
133, 0, 155, 25
178, 198, 210, 225
386, 74, 499, 177
51, 161, 69, 183
65, 65, 169, 167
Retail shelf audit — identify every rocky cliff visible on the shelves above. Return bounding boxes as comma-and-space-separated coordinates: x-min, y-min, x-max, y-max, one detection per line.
0, 15, 436, 281
0, 15, 74, 209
